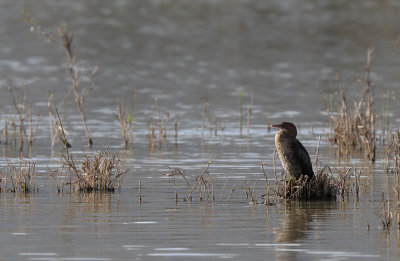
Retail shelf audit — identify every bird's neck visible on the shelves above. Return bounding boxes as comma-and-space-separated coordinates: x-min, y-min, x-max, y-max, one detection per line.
275, 130, 295, 143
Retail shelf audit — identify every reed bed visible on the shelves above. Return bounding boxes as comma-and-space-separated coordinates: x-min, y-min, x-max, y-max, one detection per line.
323, 46, 376, 161
55, 151, 127, 192
0, 160, 37, 193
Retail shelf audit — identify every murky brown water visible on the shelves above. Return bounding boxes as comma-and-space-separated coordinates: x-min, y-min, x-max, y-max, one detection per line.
1, 0, 400, 260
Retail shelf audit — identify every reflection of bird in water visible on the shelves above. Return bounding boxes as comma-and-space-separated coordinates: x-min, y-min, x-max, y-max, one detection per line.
272, 122, 314, 180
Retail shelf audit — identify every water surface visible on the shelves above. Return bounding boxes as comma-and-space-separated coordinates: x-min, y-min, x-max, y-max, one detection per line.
0, 1, 400, 260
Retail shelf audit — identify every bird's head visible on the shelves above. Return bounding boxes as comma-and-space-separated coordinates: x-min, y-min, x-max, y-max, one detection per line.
272, 122, 297, 137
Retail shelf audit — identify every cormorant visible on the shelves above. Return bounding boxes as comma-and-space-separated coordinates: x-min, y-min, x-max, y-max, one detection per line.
272, 122, 314, 180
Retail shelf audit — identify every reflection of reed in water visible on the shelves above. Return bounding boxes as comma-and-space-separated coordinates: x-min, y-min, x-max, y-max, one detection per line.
273, 201, 338, 259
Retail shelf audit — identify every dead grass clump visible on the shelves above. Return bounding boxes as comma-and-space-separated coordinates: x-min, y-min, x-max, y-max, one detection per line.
58, 151, 127, 192
0, 160, 37, 193
275, 167, 337, 200
322, 46, 376, 161
273, 166, 358, 200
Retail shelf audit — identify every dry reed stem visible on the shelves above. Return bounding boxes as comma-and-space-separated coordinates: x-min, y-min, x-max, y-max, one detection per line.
226, 184, 236, 203
58, 25, 96, 148
7, 81, 39, 156
26, 20, 97, 148
147, 104, 169, 152
261, 162, 271, 205
174, 117, 179, 143
49, 94, 71, 151
219, 178, 229, 201
166, 156, 219, 203
117, 99, 136, 149
379, 192, 392, 230
166, 167, 191, 190
139, 179, 142, 204
187, 154, 213, 201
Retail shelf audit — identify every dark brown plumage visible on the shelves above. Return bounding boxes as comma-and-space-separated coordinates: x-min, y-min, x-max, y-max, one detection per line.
272, 122, 314, 180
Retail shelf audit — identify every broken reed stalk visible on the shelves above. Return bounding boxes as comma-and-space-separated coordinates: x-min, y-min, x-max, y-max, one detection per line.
214, 116, 217, 136
174, 117, 179, 143
117, 99, 136, 149
49, 94, 71, 151
27, 107, 39, 148
2, 120, 8, 145
117, 99, 128, 148
219, 178, 229, 201
266, 115, 271, 133
166, 167, 191, 201
158, 112, 169, 146
8, 82, 27, 154
171, 176, 178, 202
379, 192, 392, 230
7, 81, 39, 155
147, 101, 169, 151
261, 162, 271, 205
201, 97, 210, 140
239, 91, 243, 136
226, 184, 236, 203
247, 107, 252, 137
58, 25, 96, 148
246, 92, 254, 137
139, 179, 142, 204
187, 154, 213, 201
314, 136, 321, 166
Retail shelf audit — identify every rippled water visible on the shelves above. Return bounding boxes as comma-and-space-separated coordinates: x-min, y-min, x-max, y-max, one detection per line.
1, 0, 400, 260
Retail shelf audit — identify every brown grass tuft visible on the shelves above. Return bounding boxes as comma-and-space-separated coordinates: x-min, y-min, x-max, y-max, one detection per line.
56, 151, 127, 192
273, 165, 359, 201
274, 166, 338, 200
1, 160, 37, 193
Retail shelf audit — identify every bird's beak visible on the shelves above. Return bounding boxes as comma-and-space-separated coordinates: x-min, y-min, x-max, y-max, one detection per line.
272, 123, 284, 129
